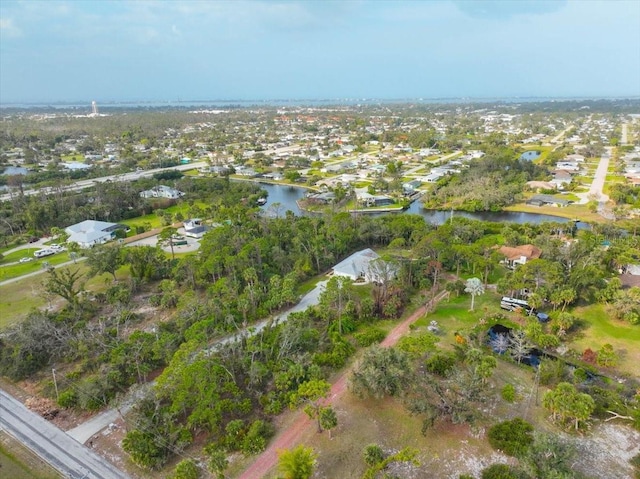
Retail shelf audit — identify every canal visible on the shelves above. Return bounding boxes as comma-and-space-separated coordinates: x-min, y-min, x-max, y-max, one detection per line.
255, 183, 587, 227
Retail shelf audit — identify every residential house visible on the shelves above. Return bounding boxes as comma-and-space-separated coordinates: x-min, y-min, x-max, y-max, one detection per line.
526, 194, 570, 207
183, 218, 210, 238
402, 179, 422, 194
498, 244, 542, 269
139, 185, 184, 199
65, 220, 127, 248
550, 170, 573, 189
332, 248, 396, 283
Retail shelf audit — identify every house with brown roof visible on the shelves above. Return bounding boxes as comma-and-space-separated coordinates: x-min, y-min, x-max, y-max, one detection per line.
498, 244, 542, 269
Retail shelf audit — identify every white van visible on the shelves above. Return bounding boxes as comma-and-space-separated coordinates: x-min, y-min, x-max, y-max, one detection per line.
34, 249, 54, 258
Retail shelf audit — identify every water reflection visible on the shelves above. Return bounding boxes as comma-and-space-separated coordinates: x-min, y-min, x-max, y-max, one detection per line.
254, 182, 586, 227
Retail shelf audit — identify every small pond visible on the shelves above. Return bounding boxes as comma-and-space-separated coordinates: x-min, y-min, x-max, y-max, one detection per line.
519, 150, 541, 161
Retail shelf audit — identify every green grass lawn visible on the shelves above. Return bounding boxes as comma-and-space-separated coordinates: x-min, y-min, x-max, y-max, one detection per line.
120, 202, 205, 231
0, 438, 58, 479
570, 304, 640, 376
0, 262, 127, 330
60, 154, 84, 162
0, 251, 75, 282
414, 291, 508, 333
0, 248, 40, 264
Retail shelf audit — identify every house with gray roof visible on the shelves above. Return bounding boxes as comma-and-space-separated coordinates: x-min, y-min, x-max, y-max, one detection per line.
65, 220, 127, 248
331, 248, 396, 283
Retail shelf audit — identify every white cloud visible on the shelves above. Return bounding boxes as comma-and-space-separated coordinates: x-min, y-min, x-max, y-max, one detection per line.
0, 17, 23, 37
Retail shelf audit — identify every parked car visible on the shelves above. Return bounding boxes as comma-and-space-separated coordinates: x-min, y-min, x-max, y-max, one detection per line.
536, 312, 550, 323
19, 257, 34, 263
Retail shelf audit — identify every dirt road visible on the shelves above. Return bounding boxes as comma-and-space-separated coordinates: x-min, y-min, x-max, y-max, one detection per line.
238, 290, 447, 479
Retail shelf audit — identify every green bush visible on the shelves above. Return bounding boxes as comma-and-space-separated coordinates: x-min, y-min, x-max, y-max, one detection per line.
241, 420, 274, 455
224, 419, 245, 451
57, 389, 78, 408
354, 327, 386, 347
363, 444, 385, 466
481, 464, 520, 479
488, 418, 534, 457
631, 453, 640, 479
501, 384, 516, 402
425, 352, 457, 377
172, 459, 199, 479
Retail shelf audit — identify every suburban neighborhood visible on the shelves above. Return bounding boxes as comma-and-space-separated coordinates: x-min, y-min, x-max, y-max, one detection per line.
0, 101, 639, 479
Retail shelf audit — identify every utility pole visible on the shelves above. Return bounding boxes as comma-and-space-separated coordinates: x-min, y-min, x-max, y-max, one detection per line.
52, 368, 59, 401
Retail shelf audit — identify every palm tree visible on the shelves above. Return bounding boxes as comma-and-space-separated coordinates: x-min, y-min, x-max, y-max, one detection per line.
277, 445, 317, 479
464, 277, 485, 311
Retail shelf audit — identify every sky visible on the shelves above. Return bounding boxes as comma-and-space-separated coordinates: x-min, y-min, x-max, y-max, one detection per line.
1, 0, 639, 103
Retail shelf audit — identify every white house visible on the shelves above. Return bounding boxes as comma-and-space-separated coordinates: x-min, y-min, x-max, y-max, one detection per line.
331, 249, 396, 283
139, 185, 184, 199
183, 218, 210, 238
65, 220, 126, 248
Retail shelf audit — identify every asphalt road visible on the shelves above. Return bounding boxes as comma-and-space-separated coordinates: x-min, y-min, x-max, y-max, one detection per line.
0, 161, 207, 203
0, 389, 130, 479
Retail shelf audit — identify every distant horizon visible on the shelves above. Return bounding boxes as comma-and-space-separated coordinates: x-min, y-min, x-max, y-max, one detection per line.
1, 1, 638, 104
3, 94, 640, 109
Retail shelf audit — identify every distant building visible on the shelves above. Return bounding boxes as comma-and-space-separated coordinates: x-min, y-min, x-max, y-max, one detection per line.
183, 218, 210, 238
526, 194, 570, 207
139, 185, 184, 199
402, 179, 422, 193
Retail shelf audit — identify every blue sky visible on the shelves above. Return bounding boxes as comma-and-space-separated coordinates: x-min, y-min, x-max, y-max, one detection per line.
1, 0, 639, 103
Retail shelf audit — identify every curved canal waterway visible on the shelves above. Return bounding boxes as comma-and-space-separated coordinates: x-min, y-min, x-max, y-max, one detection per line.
254, 183, 588, 228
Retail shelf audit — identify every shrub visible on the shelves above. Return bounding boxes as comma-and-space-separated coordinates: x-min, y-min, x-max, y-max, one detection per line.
501, 384, 516, 403
57, 389, 78, 408
173, 459, 199, 479
630, 453, 640, 479
481, 464, 520, 479
242, 420, 274, 455
354, 327, 386, 347
363, 444, 385, 466
488, 418, 534, 457
425, 352, 457, 377
224, 419, 245, 451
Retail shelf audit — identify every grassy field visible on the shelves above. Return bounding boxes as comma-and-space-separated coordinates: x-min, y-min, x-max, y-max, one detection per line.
504, 203, 605, 223
0, 251, 76, 282
0, 262, 127, 330
0, 247, 41, 264
570, 304, 640, 376
0, 433, 60, 479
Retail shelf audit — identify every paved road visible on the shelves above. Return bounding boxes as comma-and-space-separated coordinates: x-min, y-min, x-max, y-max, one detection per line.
549, 124, 574, 144
0, 162, 207, 203
0, 389, 130, 479
405, 150, 462, 176
621, 123, 629, 145
590, 147, 613, 217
